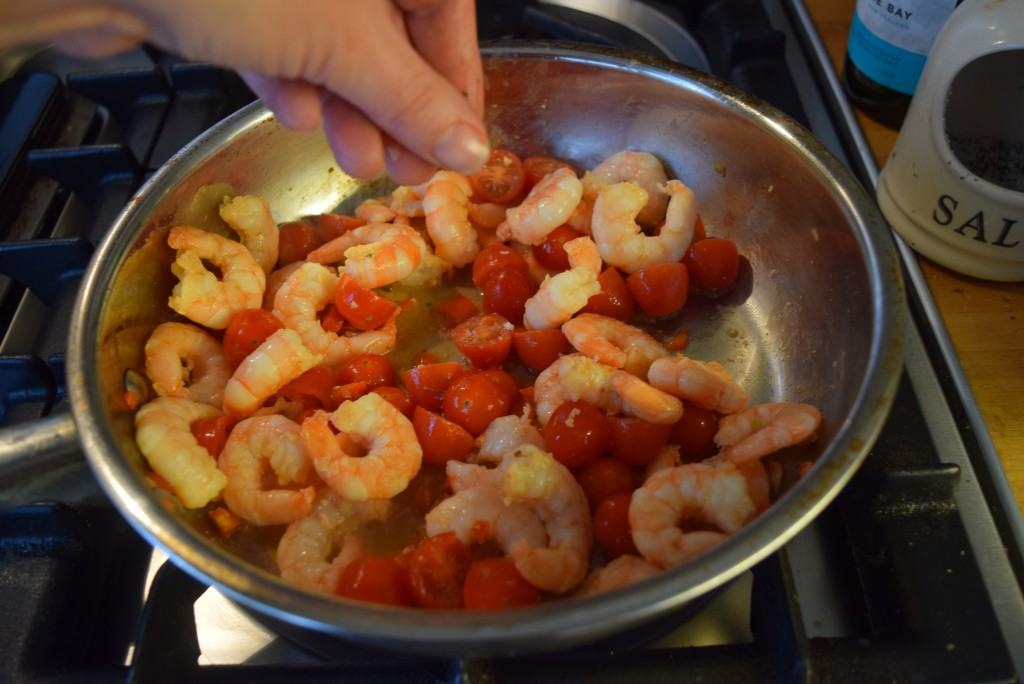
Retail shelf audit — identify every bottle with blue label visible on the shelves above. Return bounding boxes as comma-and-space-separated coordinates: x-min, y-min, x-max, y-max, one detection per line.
843, 0, 959, 128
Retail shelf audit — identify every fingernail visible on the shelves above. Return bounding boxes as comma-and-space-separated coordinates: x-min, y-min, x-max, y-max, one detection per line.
432, 122, 489, 174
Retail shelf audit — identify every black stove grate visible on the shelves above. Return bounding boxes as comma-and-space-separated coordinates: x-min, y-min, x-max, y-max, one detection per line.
0, 1, 1019, 682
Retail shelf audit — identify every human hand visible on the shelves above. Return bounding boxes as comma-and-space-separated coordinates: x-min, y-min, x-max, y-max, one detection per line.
3, 0, 488, 184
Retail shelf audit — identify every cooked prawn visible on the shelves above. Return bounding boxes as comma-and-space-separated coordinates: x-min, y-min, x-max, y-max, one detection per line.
167, 226, 265, 329
497, 167, 583, 245
645, 444, 681, 480
273, 264, 400, 365
562, 313, 668, 377
276, 491, 390, 593
534, 354, 683, 426
390, 185, 426, 218
714, 402, 821, 464
629, 462, 756, 568
144, 322, 231, 408
355, 198, 397, 223
222, 328, 321, 416
468, 202, 507, 230
585, 150, 670, 227
591, 179, 697, 273
219, 194, 279, 273
501, 444, 591, 593
423, 170, 479, 267
301, 392, 422, 501
134, 396, 226, 508
647, 356, 749, 414
307, 223, 423, 289
474, 411, 545, 465
219, 415, 317, 525
263, 262, 303, 309
576, 555, 661, 597
523, 236, 602, 330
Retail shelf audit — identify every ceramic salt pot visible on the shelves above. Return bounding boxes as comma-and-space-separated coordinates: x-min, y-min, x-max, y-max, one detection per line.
876, 0, 1024, 281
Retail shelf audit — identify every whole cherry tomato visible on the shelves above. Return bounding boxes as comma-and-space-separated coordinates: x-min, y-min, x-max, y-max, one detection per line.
576, 457, 634, 510
531, 225, 584, 271
463, 557, 540, 610
334, 274, 399, 331
328, 381, 370, 407
337, 556, 413, 606
469, 149, 526, 204
582, 267, 636, 321
337, 354, 397, 389
402, 362, 465, 413
684, 238, 740, 291
523, 156, 574, 190
626, 262, 689, 317
593, 493, 638, 558
190, 415, 237, 457
223, 309, 284, 367
442, 372, 511, 436
472, 244, 530, 289
607, 416, 672, 466
512, 329, 568, 373
413, 406, 475, 465
671, 402, 720, 461
451, 313, 514, 368
693, 214, 707, 243
543, 400, 611, 469
277, 221, 322, 266
482, 268, 536, 327
407, 532, 472, 609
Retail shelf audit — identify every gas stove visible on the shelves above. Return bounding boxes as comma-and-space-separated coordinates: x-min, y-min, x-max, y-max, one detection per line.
1, 1, 1022, 681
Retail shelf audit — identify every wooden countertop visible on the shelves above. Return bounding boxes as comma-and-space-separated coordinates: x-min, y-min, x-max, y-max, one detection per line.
804, 0, 1024, 511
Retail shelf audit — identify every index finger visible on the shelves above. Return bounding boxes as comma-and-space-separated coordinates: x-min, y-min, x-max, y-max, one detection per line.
399, 0, 485, 116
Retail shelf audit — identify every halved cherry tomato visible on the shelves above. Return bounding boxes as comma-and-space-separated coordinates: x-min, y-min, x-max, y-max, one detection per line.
469, 149, 526, 204
531, 225, 584, 271
337, 556, 413, 606
684, 238, 740, 291
329, 381, 370, 406
417, 351, 440, 366
482, 268, 536, 327
512, 329, 568, 373
407, 532, 472, 609
337, 354, 397, 389
436, 295, 479, 328
593, 493, 638, 558
626, 262, 689, 317
317, 213, 365, 241
442, 372, 511, 436
607, 416, 672, 466
463, 557, 540, 610
413, 406, 475, 465
671, 402, 719, 461
223, 309, 284, 367
190, 415, 237, 457
451, 313, 514, 368
334, 274, 400, 331
277, 221, 322, 266
293, 406, 318, 424
543, 400, 611, 469
320, 305, 345, 334
476, 368, 520, 408
576, 458, 634, 511
665, 329, 689, 351
472, 244, 530, 289
403, 362, 465, 412
523, 156, 574, 190
279, 366, 336, 407
582, 267, 636, 322
372, 386, 414, 417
